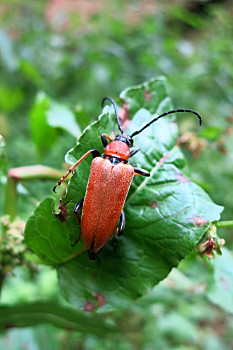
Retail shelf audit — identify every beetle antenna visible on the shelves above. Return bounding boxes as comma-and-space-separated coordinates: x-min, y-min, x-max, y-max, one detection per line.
102, 97, 124, 134
131, 109, 202, 138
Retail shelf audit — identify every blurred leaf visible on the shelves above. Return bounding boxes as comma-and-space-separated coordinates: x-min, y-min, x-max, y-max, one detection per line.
0, 302, 118, 335
0, 30, 18, 72
169, 6, 204, 29
207, 248, 233, 314
157, 312, 198, 342
25, 78, 223, 312
199, 126, 224, 140
30, 93, 80, 157
172, 247, 233, 316
20, 60, 44, 87
29, 92, 57, 157
0, 326, 60, 350
0, 87, 24, 113
47, 102, 81, 138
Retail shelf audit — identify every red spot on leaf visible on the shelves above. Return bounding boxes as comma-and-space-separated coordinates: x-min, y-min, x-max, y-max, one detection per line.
83, 301, 96, 312
92, 292, 106, 307
144, 90, 152, 101
150, 201, 158, 209
193, 216, 208, 227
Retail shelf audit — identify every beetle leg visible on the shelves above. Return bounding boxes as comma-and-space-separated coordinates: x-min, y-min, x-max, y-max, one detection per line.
74, 198, 84, 224
134, 168, 150, 177
101, 133, 113, 147
130, 148, 140, 157
71, 198, 84, 247
53, 149, 100, 192
116, 210, 125, 237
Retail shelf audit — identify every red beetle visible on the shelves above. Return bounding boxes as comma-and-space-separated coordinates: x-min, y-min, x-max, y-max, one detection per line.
53, 97, 202, 260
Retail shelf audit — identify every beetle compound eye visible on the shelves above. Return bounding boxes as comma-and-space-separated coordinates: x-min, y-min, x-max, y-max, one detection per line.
126, 135, 133, 147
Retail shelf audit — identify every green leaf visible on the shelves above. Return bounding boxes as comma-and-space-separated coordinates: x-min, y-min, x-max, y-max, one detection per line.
29, 92, 57, 156
0, 87, 24, 113
25, 77, 223, 312
47, 102, 81, 138
120, 76, 170, 116
25, 198, 79, 264
0, 302, 118, 335
20, 60, 45, 87
30, 93, 81, 156
207, 248, 233, 314
199, 126, 224, 141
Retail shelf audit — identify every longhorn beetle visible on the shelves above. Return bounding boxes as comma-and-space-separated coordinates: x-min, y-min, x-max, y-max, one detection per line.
53, 97, 202, 260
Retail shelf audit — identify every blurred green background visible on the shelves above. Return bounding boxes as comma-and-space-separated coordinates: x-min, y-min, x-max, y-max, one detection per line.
0, 0, 233, 349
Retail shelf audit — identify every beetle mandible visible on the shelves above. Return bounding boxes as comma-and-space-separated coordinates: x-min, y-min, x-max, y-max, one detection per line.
53, 97, 202, 260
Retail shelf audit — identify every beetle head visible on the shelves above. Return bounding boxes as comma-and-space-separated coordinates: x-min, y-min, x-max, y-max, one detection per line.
115, 134, 134, 148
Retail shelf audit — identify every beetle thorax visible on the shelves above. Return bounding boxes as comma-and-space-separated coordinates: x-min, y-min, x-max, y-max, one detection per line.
104, 141, 130, 161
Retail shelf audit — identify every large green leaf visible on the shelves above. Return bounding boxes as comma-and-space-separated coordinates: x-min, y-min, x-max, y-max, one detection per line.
25, 77, 223, 312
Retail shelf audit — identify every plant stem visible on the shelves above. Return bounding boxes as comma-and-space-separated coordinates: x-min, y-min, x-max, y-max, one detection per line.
4, 177, 17, 220
7, 165, 65, 181
60, 248, 85, 263
4, 165, 66, 221
214, 220, 233, 228
0, 273, 5, 300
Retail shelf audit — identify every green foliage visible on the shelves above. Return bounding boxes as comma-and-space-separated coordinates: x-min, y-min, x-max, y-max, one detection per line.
46, 101, 81, 138
25, 78, 222, 311
207, 248, 233, 314
30, 92, 80, 157
30, 93, 57, 156
199, 126, 224, 141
